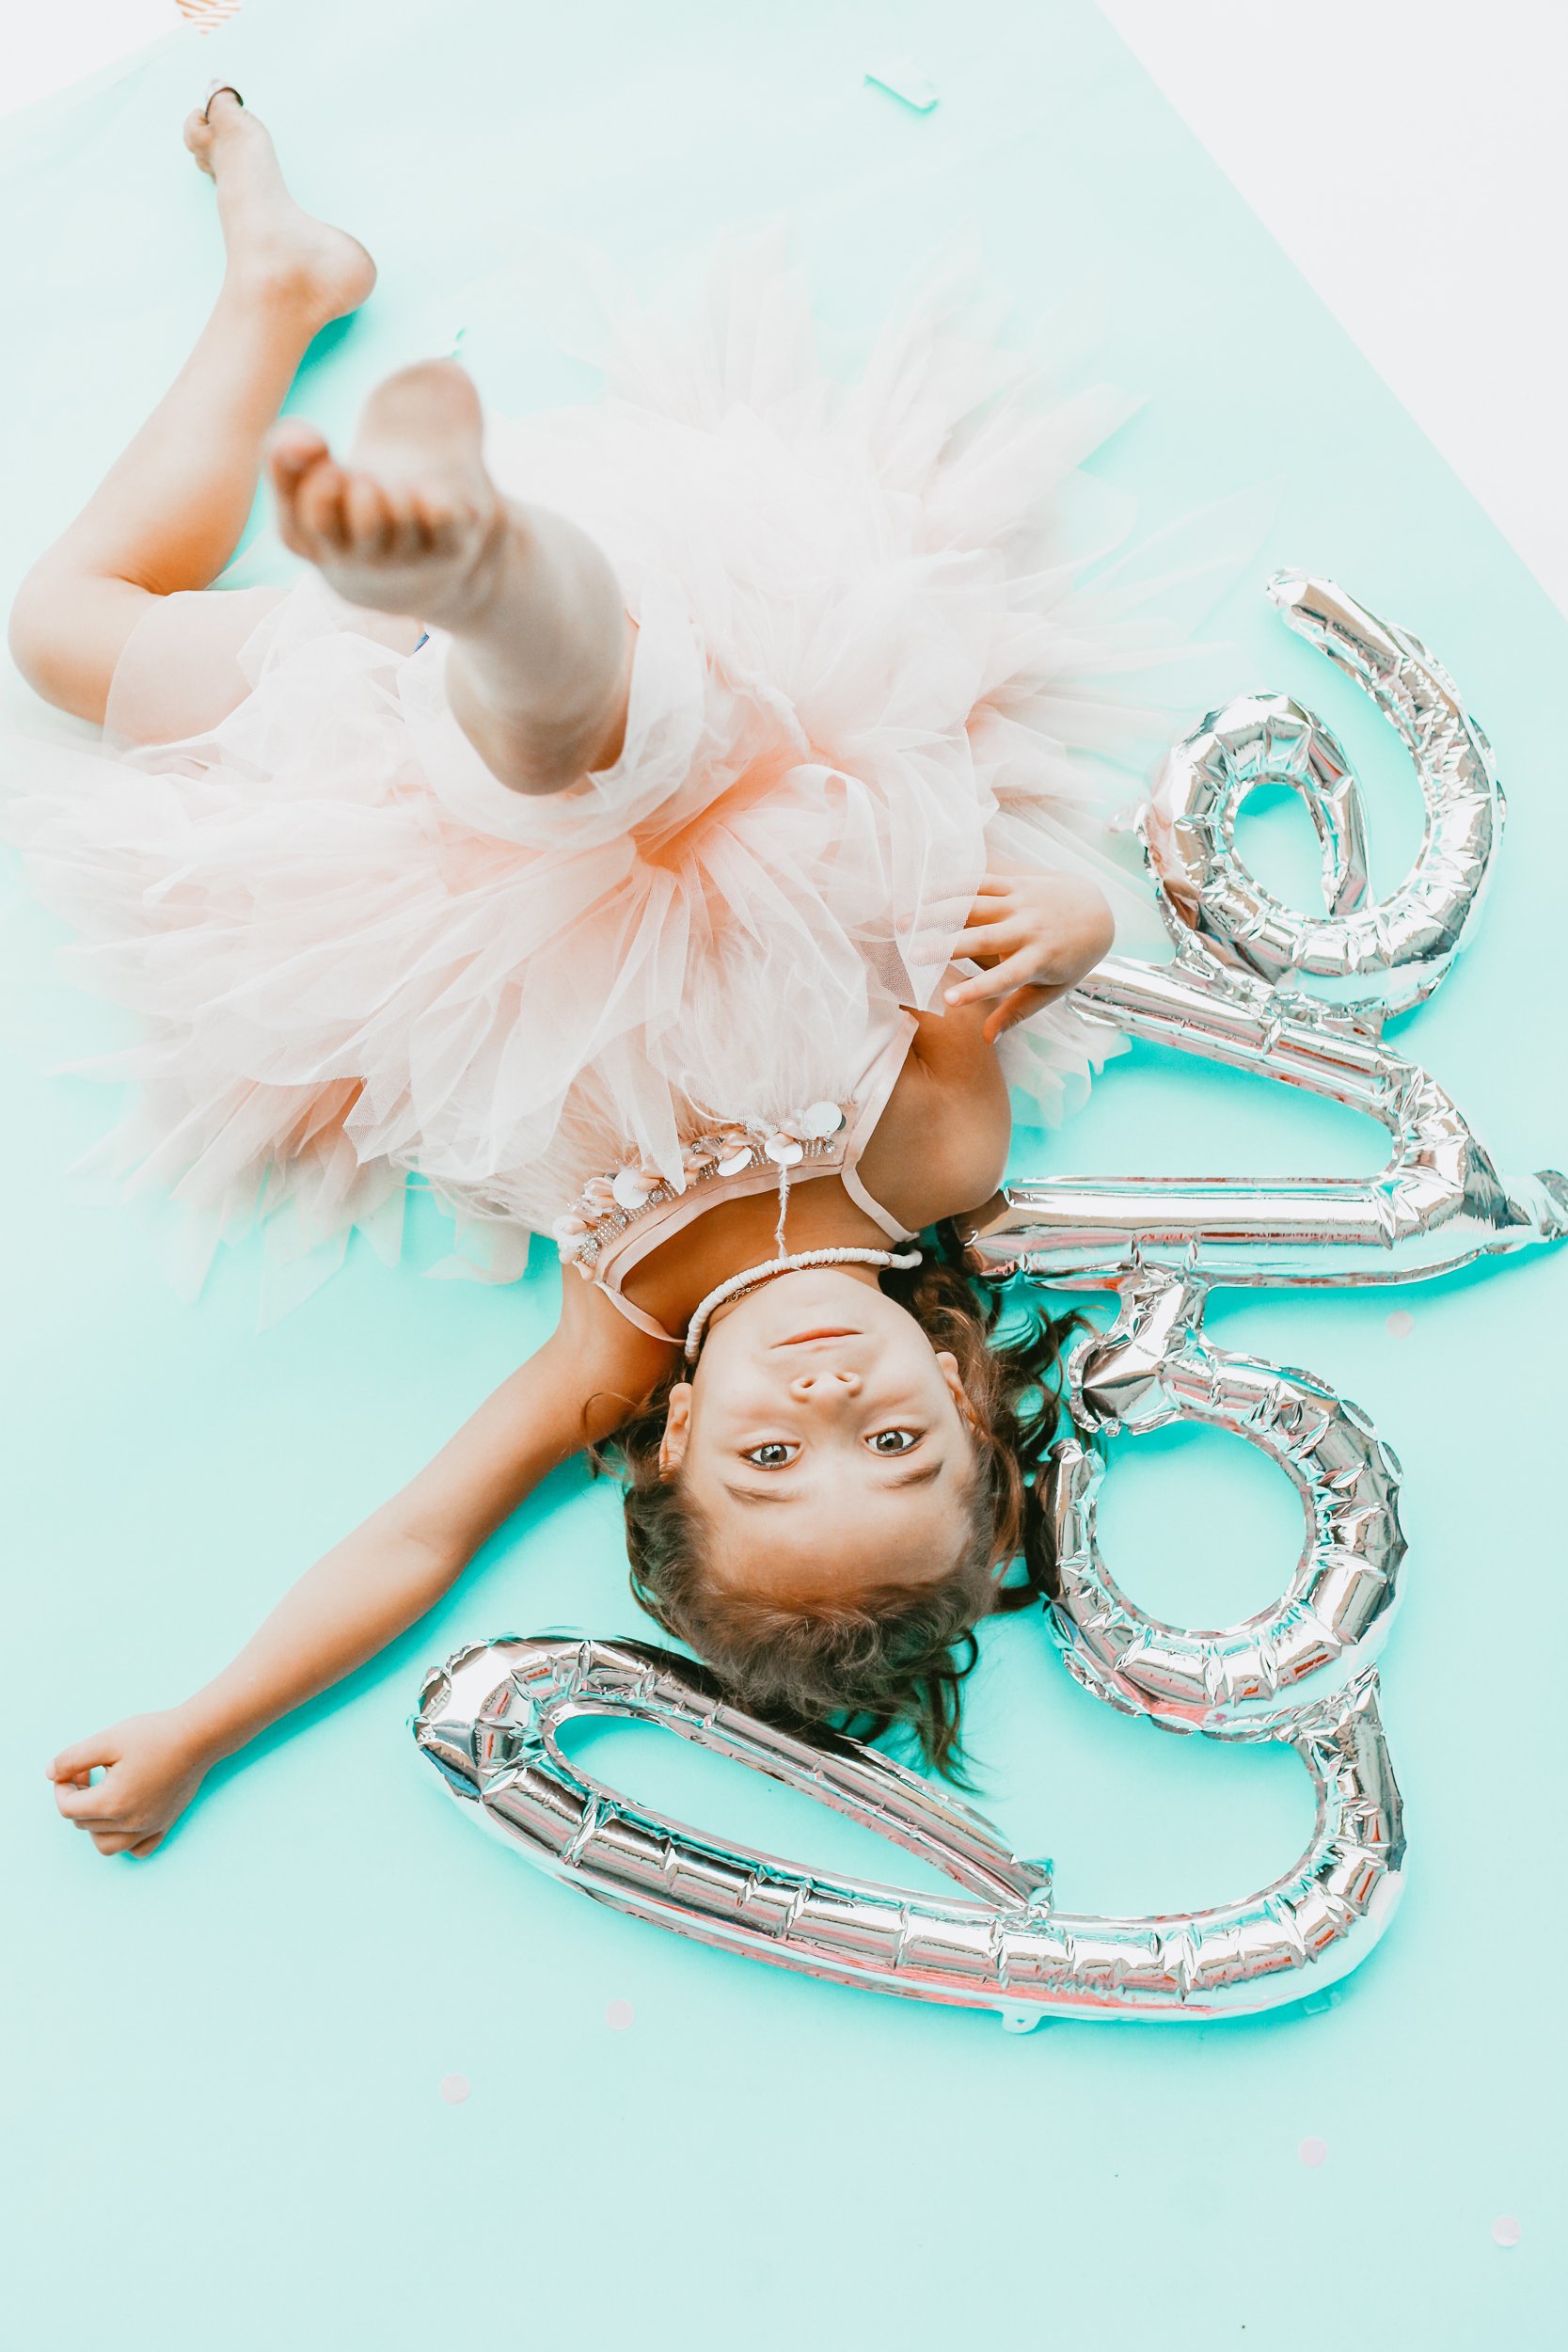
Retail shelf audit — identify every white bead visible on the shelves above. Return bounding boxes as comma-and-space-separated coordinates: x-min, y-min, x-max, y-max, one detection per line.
765, 1133, 804, 1167
612, 1167, 654, 1211
718, 1148, 753, 1179
800, 1100, 846, 1138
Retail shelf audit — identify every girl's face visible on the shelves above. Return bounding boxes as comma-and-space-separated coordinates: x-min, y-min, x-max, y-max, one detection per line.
659, 1268, 978, 1600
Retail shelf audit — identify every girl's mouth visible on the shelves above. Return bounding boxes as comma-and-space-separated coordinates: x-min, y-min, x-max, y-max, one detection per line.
774, 1327, 861, 1346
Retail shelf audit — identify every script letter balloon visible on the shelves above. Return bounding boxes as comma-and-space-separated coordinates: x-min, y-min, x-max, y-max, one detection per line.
414, 1633, 1403, 2025
974, 574, 1563, 1295
1049, 1265, 1406, 1738
1145, 571, 1501, 1014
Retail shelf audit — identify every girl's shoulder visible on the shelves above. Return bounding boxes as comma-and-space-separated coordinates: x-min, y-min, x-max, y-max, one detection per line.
554, 1262, 679, 1438
856, 1004, 1012, 1236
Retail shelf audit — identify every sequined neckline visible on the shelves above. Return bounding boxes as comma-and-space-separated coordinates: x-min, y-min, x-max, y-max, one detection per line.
552, 1099, 852, 1274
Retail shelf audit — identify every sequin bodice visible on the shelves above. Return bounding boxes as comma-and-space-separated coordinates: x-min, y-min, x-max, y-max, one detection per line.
551, 1098, 854, 1276
549, 1015, 921, 1347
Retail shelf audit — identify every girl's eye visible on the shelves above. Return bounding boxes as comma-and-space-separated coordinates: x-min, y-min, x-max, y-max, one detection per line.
866, 1427, 920, 1455
742, 1441, 799, 1469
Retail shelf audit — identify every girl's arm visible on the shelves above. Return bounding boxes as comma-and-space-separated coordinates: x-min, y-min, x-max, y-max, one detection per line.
862, 866, 1116, 1234
48, 1285, 672, 1857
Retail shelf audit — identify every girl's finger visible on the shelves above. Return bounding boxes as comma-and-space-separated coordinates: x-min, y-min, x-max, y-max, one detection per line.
48, 1735, 119, 1782
944, 969, 1002, 1006
88, 1830, 145, 1857
55, 1778, 118, 1821
983, 984, 1055, 1041
944, 917, 1029, 974
919, 888, 978, 925
946, 946, 1042, 1006
129, 1834, 166, 1860
949, 917, 1025, 959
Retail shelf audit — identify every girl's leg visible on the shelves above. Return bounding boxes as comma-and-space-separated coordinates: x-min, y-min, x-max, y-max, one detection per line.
7, 91, 376, 725
264, 367, 635, 795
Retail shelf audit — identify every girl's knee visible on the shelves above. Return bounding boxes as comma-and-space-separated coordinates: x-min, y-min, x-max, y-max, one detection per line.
8, 567, 153, 725
7, 566, 75, 708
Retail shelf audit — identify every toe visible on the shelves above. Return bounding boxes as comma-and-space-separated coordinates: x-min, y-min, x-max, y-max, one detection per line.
297, 460, 351, 551
376, 482, 424, 560
182, 111, 216, 172
409, 487, 474, 557
267, 434, 335, 558
343, 471, 394, 557
267, 419, 331, 480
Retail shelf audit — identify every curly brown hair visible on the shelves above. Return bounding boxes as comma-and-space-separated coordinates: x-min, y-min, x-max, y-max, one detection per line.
592, 1235, 1087, 1783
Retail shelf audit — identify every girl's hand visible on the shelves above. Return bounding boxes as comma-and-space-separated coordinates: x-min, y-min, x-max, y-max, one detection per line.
46, 1708, 214, 1858
944, 868, 1116, 1041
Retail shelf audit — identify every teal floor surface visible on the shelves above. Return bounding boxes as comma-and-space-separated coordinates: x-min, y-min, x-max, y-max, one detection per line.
2, 4, 1563, 2345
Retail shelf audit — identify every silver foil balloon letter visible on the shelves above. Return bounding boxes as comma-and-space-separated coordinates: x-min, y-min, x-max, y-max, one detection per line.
1145, 573, 1501, 1012
974, 952, 1566, 1292
974, 572, 1565, 1295
414, 1632, 1403, 2025
1050, 1265, 1405, 1738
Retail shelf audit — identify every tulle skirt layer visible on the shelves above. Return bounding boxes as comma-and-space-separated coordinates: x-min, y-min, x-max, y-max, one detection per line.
2, 245, 1242, 1315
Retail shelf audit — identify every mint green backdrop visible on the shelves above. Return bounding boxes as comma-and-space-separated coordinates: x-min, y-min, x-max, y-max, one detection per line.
2, 4, 1562, 2344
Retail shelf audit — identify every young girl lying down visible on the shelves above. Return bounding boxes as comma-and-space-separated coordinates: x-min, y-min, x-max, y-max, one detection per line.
7, 89, 1181, 1854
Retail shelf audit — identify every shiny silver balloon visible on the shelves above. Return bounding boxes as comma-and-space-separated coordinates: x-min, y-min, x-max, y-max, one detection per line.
973, 951, 1568, 1292
974, 571, 1563, 1292
1050, 1264, 1405, 1737
414, 1632, 1403, 2025
1143, 571, 1502, 1015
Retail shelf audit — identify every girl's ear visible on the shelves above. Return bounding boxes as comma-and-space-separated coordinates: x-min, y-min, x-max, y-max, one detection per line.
658, 1382, 694, 1478
940, 1345, 973, 1411
935, 1348, 980, 1436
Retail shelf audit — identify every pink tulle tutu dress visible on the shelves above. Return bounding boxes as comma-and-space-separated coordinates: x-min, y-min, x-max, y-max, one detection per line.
2, 246, 1239, 1318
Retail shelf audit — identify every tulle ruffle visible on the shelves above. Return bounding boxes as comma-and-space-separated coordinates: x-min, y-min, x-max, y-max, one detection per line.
1, 240, 1253, 1318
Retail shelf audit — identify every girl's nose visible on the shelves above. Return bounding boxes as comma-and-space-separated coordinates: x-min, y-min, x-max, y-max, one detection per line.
789, 1367, 862, 1402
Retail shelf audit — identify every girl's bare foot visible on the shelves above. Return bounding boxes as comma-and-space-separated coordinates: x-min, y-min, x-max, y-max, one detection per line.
183, 87, 375, 332
264, 360, 510, 631
266, 363, 633, 795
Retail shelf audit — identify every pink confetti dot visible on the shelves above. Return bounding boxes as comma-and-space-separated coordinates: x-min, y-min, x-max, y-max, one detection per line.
1386, 1310, 1415, 1338
605, 1998, 636, 2031
438, 2073, 471, 2105
1298, 2136, 1328, 2169
1491, 2216, 1522, 2249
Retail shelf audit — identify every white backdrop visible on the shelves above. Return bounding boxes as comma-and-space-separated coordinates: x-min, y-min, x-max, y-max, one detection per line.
1099, 1, 1568, 615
